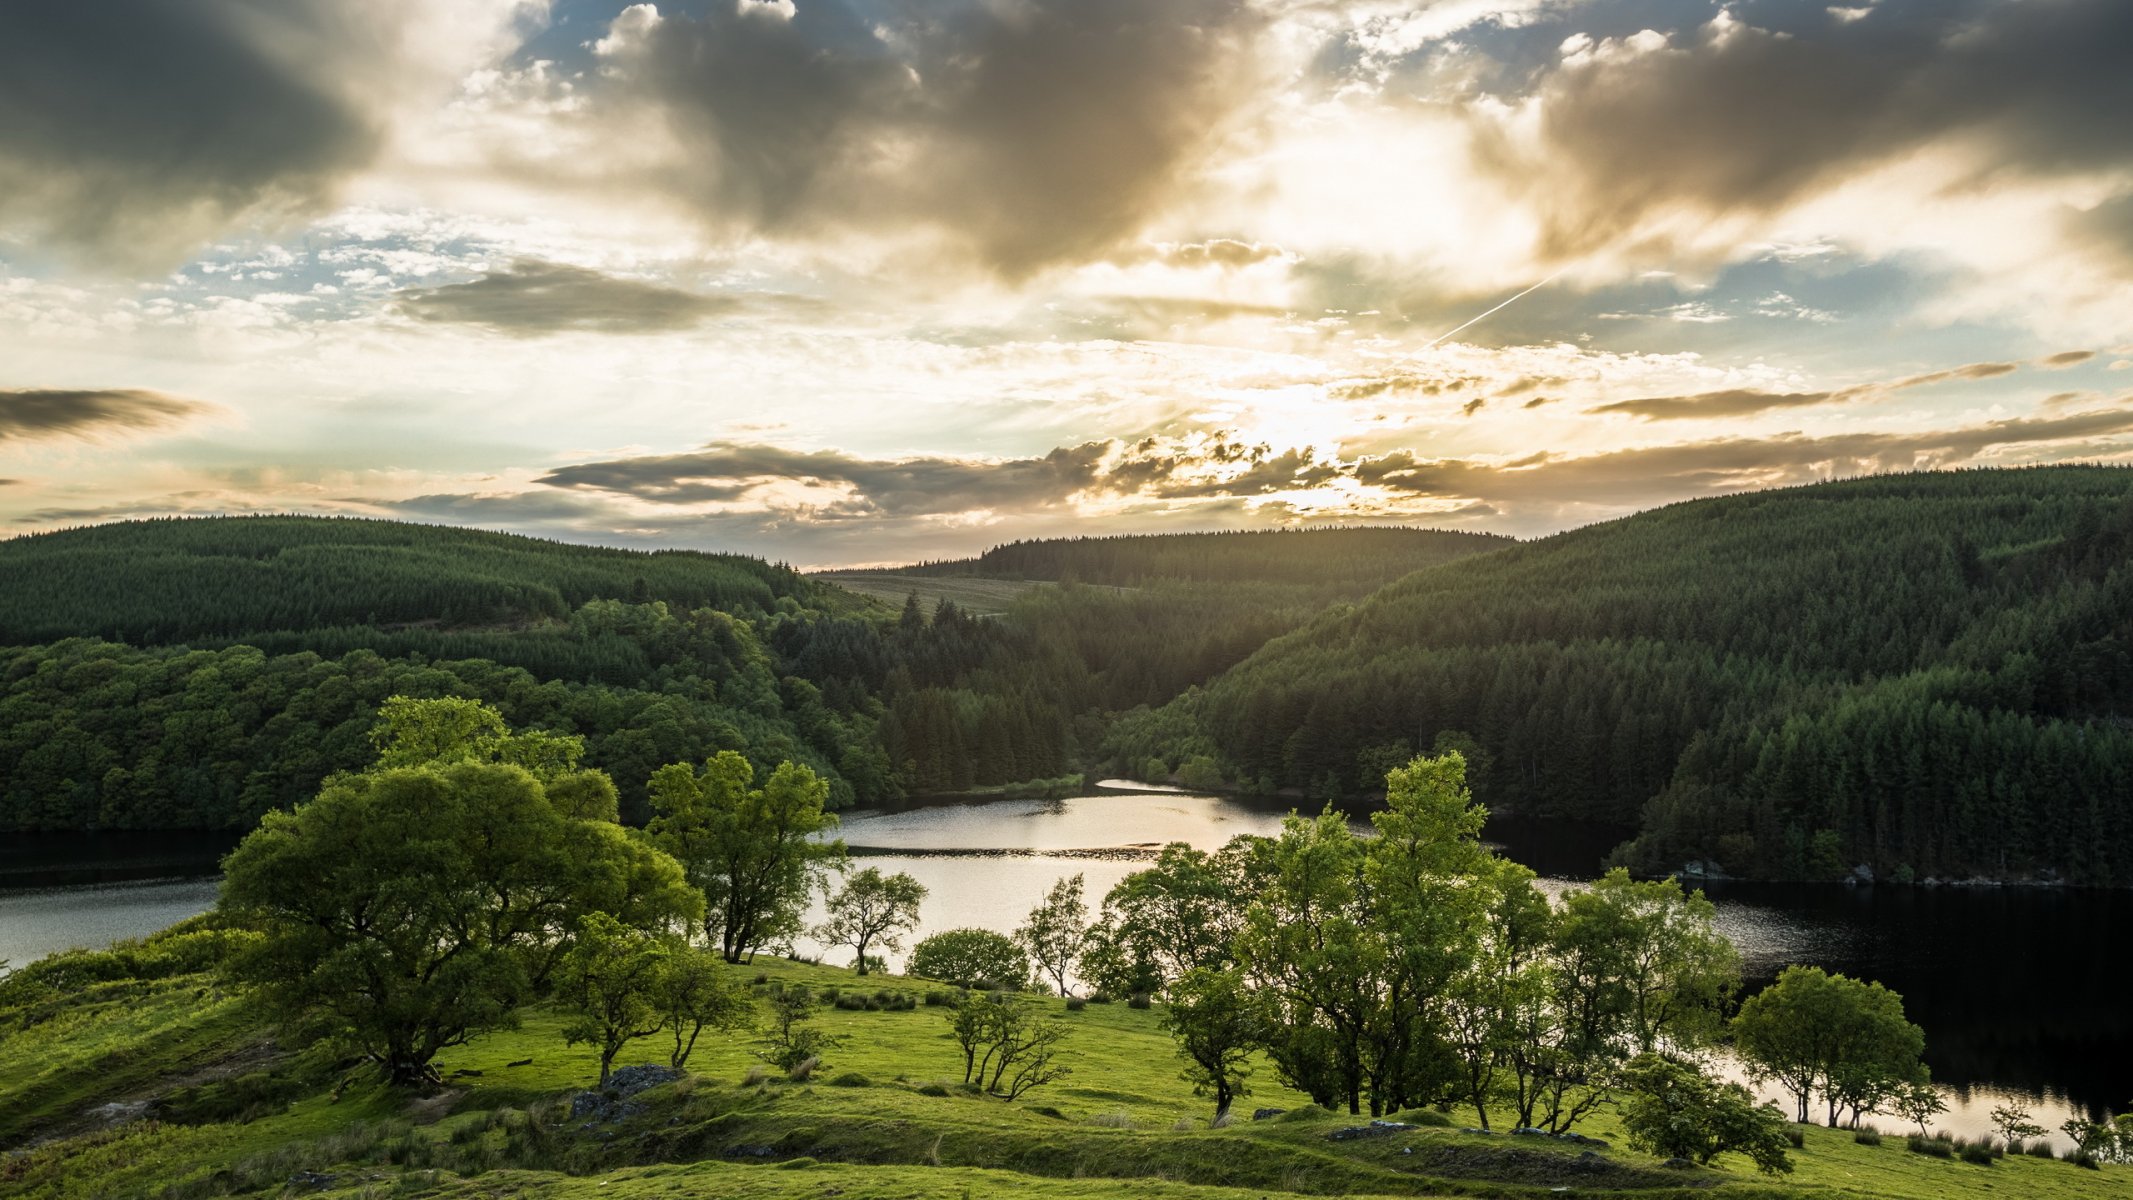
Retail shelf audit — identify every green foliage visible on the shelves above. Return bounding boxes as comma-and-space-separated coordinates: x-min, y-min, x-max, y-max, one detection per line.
758, 985, 844, 1072
1733, 966, 1929, 1128
944, 992, 1072, 1099
1167, 468, 2133, 882
218, 727, 700, 1085
1083, 842, 1252, 997
557, 913, 672, 1085
656, 942, 752, 1071
1160, 967, 1267, 1118
1618, 1052, 1794, 1175
909, 929, 1031, 988
815, 866, 927, 975
648, 751, 846, 963
1016, 873, 1088, 996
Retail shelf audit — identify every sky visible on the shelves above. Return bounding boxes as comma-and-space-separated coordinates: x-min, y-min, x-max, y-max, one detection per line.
2, 0, 2129, 568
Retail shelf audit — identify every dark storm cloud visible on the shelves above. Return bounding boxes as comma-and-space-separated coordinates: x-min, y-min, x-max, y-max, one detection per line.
393, 261, 759, 335
0, 388, 216, 441
1483, 0, 2133, 258
0, 1, 379, 266
602, 0, 1261, 276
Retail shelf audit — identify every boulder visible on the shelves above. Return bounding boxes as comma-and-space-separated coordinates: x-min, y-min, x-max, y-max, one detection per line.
1328, 1120, 1418, 1141
1251, 1107, 1287, 1121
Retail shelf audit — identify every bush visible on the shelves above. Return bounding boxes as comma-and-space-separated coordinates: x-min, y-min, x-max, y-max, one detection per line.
1907, 1135, 1953, 1159
917, 1083, 951, 1097
2026, 1141, 2056, 1159
1854, 1129, 1883, 1147
1784, 1128, 1805, 1149
908, 929, 1030, 989
1088, 992, 1115, 1005
788, 1056, 820, 1082
1617, 1054, 1794, 1176
2067, 1149, 2099, 1170
1958, 1141, 1996, 1165
1065, 997, 1087, 1012
828, 1072, 870, 1087
924, 990, 954, 1006
1127, 993, 1153, 1010
752, 973, 770, 985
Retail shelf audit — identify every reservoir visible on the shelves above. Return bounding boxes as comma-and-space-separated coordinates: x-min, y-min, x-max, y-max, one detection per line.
4, 782, 2121, 1142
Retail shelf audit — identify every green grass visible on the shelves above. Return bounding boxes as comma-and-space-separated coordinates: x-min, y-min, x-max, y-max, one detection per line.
4, 958, 2126, 1200
812, 573, 1061, 616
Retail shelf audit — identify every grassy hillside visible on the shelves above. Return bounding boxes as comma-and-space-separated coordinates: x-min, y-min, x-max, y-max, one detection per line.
5, 942, 2123, 1200
901, 526, 1512, 587
0, 515, 837, 649
810, 573, 1049, 616
1161, 467, 2133, 884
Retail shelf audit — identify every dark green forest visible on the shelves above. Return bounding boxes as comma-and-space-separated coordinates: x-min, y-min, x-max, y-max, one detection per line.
7, 476, 2132, 886
897, 526, 1512, 587
0, 517, 1500, 831
1131, 466, 2133, 885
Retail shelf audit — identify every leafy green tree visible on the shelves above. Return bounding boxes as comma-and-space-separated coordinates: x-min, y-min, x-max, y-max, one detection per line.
1618, 1052, 1793, 1175
759, 985, 842, 1072
1990, 1102, 2046, 1145
1161, 967, 1268, 1120
557, 913, 672, 1086
221, 760, 699, 1086
909, 928, 1030, 988
1891, 1079, 1947, 1136
1084, 842, 1253, 996
815, 867, 926, 976
1732, 966, 1926, 1127
1016, 873, 1088, 996
656, 944, 751, 1071
945, 992, 1071, 1099
1443, 858, 1553, 1129
648, 751, 846, 962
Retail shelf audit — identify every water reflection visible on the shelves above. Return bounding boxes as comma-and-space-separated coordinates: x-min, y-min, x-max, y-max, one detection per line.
5, 784, 2122, 1141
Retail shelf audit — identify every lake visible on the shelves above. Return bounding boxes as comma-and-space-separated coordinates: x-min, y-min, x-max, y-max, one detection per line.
4, 782, 2121, 1143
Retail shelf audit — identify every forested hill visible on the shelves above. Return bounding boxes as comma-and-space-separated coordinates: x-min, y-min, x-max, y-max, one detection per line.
1146, 466, 2133, 885
0, 515, 832, 647
897, 526, 1513, 586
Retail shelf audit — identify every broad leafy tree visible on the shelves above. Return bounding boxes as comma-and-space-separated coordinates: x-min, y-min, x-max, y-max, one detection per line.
558, 913, 672, 1086
221, 758, 699, 1086
1016, 873, 1089, 996
1161, 967, 1268, 1120
815, 866, 926, 975
1619, 1052, 1794, 1175
1732, 966, 1926, 1127
648, 751, 846, 962
909, 928, 1030, 987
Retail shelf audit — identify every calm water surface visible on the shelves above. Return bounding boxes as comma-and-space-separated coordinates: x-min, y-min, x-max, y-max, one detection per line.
5, 783, 2122, 1141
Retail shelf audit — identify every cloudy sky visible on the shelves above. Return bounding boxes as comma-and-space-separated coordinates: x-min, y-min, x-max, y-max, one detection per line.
2, 0, 2129, 566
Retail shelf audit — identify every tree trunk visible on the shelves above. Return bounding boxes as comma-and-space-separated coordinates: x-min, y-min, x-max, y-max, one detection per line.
855, 934, 871, 975
600, 1047, 616, 1087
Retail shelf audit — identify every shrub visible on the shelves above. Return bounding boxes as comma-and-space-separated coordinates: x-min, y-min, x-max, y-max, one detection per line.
1617, 1054, 1794, 1176
1907, 1135, 1953, 1159
2026, 1141, 2056, 1159
828, 1072, 870, 1087
752, 972, 770, 985
1127, 993, 1153, 1010
909, 929, 1030, 989
1784, 1128, 1805, 1149
924, 990, 954, 1006
788, 1056, 820, 1082
917, 1083, 951, 1097
1088, 992, 1115, 1005
2067, 1149, 2099, 1170
1854, 1129, 1883, 1147
1958, 1141, 1996, 1165
1065, 997, 1087, 1012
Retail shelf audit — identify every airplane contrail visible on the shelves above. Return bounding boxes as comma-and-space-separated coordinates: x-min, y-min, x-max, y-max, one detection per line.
1423, 269, 1567, 348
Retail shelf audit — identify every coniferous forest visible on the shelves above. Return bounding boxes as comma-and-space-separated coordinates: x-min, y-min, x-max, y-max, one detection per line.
4, 466, 2132, 885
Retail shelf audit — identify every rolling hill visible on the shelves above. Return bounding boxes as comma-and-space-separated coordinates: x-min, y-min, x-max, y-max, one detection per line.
1154, 466, 2133, 885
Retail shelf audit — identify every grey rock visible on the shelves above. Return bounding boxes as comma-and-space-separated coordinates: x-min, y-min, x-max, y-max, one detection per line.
1251, 1107, 1287, 1121
1328, 1120, 1417, 1141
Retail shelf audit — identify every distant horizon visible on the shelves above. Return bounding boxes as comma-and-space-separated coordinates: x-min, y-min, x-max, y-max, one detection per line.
6, 1, 2130, 564
7, 461, 2117, 573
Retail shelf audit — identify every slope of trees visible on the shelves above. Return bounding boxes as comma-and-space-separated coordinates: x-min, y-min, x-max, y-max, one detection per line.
1159, 467, 2133, 884
897, 526, 1510, 588
0, 515, 836, 648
